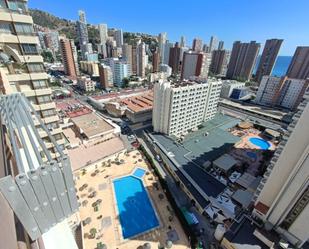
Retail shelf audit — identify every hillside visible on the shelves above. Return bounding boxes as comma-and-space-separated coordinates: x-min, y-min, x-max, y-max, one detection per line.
29, 9, 157, 49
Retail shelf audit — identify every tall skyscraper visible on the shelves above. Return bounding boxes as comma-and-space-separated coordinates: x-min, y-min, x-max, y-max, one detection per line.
255, 76, 308, 110
115, 29, 123, 48
76, 10, 91, 59
209, 36, 218, 52
60, 38, 80, 79
0, 0, 65, 156
210, 49, 231, 76
152, 50, 160, 72
168, 42, 181, 74
218, 41, 224, 50
255, 39, 283, 83
286, 46, 309, 80
136, 41, 148, 78
226, 41, 260, 81
158, 32, 167, 63
192, 38, 203, 52
180, 36, 186, 47
98, 23, 108, 57
153, 79, 222, 137
122, 43, 133, 67
181, 51, 211, 80
253, 92, 309, 247
163, 42, 174, 65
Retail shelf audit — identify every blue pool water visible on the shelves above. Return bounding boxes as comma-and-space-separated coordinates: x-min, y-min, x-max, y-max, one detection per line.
249, 137, 270, 150
113, 176, 159, 239
133, 168, 146, 178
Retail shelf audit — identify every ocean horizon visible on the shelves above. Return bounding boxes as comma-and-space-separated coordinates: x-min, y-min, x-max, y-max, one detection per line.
254, 55, 292, 77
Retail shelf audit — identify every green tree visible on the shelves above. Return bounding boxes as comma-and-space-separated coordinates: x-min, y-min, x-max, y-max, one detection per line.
41, 51, 54, 63
122, 77, 130, 88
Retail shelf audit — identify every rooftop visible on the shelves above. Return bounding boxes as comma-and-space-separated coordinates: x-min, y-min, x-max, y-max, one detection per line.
121, 91, 153, 113
68, 137, 125, 171
56, 99, 92, 118
150, 114, 241, 209
213, 154, 238, 172
91, 88, 148, 101
71, 113, 114, 139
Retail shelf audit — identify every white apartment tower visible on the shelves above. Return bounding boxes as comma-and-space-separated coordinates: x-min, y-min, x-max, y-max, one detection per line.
253, 92, 309, 247
136, 41, 147, 78
256, 76, 309, 110
0, 0, 65, 158
153, 79, 222, 137
158, 32, 167, 63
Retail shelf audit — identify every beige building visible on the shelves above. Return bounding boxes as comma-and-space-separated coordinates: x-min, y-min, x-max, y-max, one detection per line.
0, 0, 65, 158
253, 92, 309, 247
77, 76, 95, 92
99, 64, 113, 89
80, 61, 99, 77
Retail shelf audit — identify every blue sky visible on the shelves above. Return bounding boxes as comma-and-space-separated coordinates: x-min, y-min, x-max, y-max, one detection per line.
29, 0, 309, 55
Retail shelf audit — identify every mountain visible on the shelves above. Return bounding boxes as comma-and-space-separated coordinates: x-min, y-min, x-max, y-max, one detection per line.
29, 9, 157, 50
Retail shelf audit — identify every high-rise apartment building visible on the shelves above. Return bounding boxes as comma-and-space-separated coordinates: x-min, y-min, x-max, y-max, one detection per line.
115, 29, 123, 48
152, 50, 160, 72
209, 36, 218, 52
98, 23, 108, 57
158, 32, 167, 63
163, 42, 174, 65
226, 41, 260, 81
286, 46, 309, 80
180, 36, 186, 47
210, 49, 231, 76
136, 41, 147, 78
153, 79, 222, 137
218, 41, 224, 50
192, 38, 203, 52
0, 94, 79, 249
253, 92, 309, 247
99, 64, 113, 89
0, 0, 65, 157
76, 10, 91, 59
60, 38, 80, 79
122, 43, 133, 67
256, 76, 308, 110
168, 42, 181, 74
113, 60, 131, 87
181, 51, 211, 80
255, 39, 283, 83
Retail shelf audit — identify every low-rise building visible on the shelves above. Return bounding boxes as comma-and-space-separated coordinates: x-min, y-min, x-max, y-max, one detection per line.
220, 80, 246, 98
77, 76, 96, 92
148, 72, 169, 83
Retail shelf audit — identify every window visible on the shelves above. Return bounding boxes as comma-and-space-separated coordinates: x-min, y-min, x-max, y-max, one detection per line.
21, 44, 38, 55
28, 63, 44, 73
41, 109, 56, 118
0, 22, 13, 34
37, 95, 51, 104
32, 80, 48, 89
7, 1, 28, 13
54, 133, 62, 141
46, 122, 59, 130
14, 23, 34, 35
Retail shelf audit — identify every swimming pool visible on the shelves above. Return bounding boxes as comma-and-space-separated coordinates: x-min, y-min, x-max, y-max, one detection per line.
113, 176, 159, 239
132, 168, 146, 178
249, 137, 270, 150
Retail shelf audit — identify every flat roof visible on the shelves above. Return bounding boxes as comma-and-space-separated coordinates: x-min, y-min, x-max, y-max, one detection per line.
150, 114, 241, 209
71, 113, 114, 139
213, 154, 237, 172
68, 137, 125, 171
56, 99, 92, 118
225, 217, 280, 249
91, 88, 148, 101
232, 189, 254, 209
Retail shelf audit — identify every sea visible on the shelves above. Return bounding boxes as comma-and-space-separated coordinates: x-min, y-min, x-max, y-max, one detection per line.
254, 56, 292, 77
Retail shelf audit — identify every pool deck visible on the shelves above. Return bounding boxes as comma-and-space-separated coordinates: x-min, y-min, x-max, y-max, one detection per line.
75, 150, 190, 249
